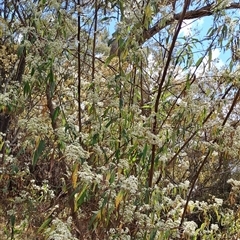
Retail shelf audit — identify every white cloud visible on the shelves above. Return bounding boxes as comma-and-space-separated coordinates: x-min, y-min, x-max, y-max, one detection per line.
205, 48, 224, 68
181, 20, 194, 36
212, 48, 220, 59
180, 18, 204, 37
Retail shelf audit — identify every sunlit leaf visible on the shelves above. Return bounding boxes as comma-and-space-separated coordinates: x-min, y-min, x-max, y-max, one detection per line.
71, 163, 79, 189
115, 190, 124, 209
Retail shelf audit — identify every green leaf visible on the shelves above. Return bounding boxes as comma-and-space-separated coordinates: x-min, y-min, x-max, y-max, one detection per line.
100, 16, 115, 22
105, 55, 114, 66
207, 27, 217, 37
119, 0, 124, 15
48, 68, 54, 83
144, 4, 152, 28
37, 217, 52, 233
76, 185, 88, 210
105, 118, 115, 128
10, 214, 15, 227
150, 229, 157, 240
141, 143, 148, 161
141, 105, 151, 109
30, 67, 35, 76
119, 97, 123, 108
92, 133, 99, 145
222, 24, 228, 39
32, 140, 45, 169
17, 45, 25, 57
195, 57, 203, 67
109, 171, 115, 184
52, 106, 60, 123
208, 49, 212, 70
115, 148, 120, 160
23, 81, 31, 96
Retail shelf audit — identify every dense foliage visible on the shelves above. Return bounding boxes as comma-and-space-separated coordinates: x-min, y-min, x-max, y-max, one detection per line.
0, 0, 240, 239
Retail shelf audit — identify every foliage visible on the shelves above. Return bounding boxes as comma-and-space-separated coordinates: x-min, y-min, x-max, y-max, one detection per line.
0, 0, 240, 239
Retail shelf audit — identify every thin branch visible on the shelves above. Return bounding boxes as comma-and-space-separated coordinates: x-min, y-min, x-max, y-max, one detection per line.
77, 1, 82, 141
179, 85, 240, 229
179, 150, 211, 229
91, 1, 99, 88
141, 2, 240, 45
221, 88, 240, 126
149, 0, 191, 188
155, 84, 233, 185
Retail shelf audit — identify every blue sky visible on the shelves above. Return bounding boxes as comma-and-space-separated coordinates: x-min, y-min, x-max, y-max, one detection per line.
106, 6, 239, 73
180, 9, 240, 68
180, 16, 225, 65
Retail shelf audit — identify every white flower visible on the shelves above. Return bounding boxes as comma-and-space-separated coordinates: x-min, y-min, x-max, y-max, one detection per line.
109, 228, 116, 234
212, 151, 218, 157
65, 142, 89, 160
227, 178, 240, 186
45, 218, 78, 240
211, 223, 219, 231
97, 101, 104, 107
121, 175, 138, 194
78, 162, 94, 183
214, 198, 223, 206
183, 221, 198, 236
159, 154, 168, 163
179, 180, 190, 190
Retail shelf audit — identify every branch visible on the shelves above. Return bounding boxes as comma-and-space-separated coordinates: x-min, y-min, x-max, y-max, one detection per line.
179, 86, 240, 229
141, 2, 240, 44
148, 0, 191, 188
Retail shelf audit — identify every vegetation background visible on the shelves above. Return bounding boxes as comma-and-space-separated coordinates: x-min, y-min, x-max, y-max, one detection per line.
0, 0, 240, 239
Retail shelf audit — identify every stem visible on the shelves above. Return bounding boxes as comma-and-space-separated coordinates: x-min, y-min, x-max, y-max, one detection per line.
149, 0, 191, 188
77, 0, 82, 142
179, 85, 239, 229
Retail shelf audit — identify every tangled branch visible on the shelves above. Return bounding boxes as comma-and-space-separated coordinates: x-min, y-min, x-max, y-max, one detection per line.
142, 2, 240, 44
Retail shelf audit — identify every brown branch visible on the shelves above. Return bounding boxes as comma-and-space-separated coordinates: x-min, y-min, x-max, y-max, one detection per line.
179, 86, 240, 229
141, 2, 240, 44
221, 88, 240, 126
14, 48, 26, 83
91, 2, 99, 88
155, 84, 233, 184
148, 0, 191, 188
179, 150, 211, 230
77, 1, 82, 141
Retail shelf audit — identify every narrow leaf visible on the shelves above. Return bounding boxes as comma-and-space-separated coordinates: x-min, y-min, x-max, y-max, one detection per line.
17, 45, 25, 57
71, 162, 79, 189
195, 57, 203, 67
52, 106, 60, 123
23, 81, 31, 96
75, 185, 88, 210
92, 133, 99, 145
32, 139, 45, 169
115, 190, 124, 209
37, 217, 52, 233
208, 49, 212, 70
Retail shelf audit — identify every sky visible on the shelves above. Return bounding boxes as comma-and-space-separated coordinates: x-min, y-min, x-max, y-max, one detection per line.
180, 8, 240, 69
107, 4, 239, 75
180, 16, 225, 66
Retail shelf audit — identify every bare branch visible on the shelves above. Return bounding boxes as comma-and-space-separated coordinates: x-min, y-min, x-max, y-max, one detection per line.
141, 2, 240, 44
